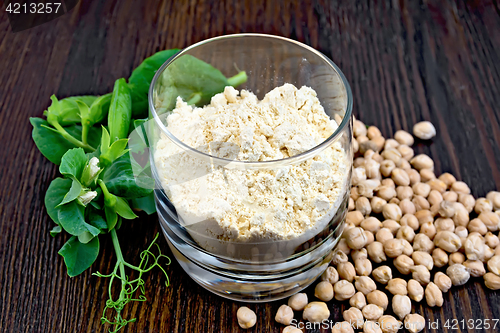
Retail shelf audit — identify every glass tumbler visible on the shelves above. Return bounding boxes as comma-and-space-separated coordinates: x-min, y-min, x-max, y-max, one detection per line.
148, 34, 353, 302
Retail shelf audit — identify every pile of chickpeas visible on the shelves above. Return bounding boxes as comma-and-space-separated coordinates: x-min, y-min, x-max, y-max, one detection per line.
237, 120, 500, 332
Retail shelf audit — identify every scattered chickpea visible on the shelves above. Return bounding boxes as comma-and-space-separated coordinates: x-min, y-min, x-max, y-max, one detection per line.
449, 252, 465, 266
428, 190, 443, 206
382, 220, 401, 234
365, 230, 375, 245
349, 291, 367, 310
376, 228, 394, 243
420, 169, 436, 182
438, 201, 456, 218
415, 210, 433, 225
283, 326, 303, 333
372, 266, 392, 285
413, 121, 436, 140
362, 304, 384, 321
332, 321, 355, 333
384, 138, 400, 150
420, 221, 437, 239
474, 198, 493, 214
400, 214, 419, 231
464, 233, 485, 261
425, 282, 443, 307
345, 227, 368, 250
393, 254, 414, 275
334, 280, 356, 301
468, 218, 488, 235
451, 181, 470, 194
434, 231, 462, 252
434, 217, 455, 232
382, 203, 402, 221
355, 276, 377, 295
427, 179, 447, 193
371, 197, 387, 214
288, 293, 308, 311
434, 272, 452, 293
237, 306, 257, 329
404, 313, 425, 333
321, 266, 339, 284
413, 233, 434, 253
392, 295, 411, 320
398, 144, 414, 161
378, 315, 401, 333
412, 251, 433, 271
355, 258, 373, 276
407, 169, 421, 185
346, 211, 364, 226
407, 279, 424, 302
413, 195, 430, 211
411, 155, 434, 172
386, 278, 408, 295
463, 259, 486, 277
352, 248, 368, 261
485, 232, 499, 249
314, 281, 334, 302
367, 241, 387, 263
397, 225, 416, 243
356, 197, 372, 216
396, 186, 413, 200
391, 168, 410, 186
478, 212, 500, 232
446, 264, 471, 286
275, 304, 294, 325
394, 130, 414, 146
459, 193, 476, 213
343, 307, 364, 329
303, 301, 330, 323
484, 272, 500, 290
384, 239, 406, 258
442, 191, 458, 202
338, 262, 356, 282
486, 191, 500, 210
361, 217, 383, 233
366, 290, 389, 310
432, 248, 449, 268
487, 255, 500, 275
411, 265, 431, 285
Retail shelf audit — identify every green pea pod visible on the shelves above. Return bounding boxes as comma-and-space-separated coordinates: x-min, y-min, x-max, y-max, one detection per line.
108, 78, 132, 143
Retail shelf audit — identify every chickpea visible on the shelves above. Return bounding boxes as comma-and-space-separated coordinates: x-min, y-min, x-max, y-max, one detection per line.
425, 282, 443, 307
237, 306, 256, 329
303, 301, 330, 323
404, 313, 425, 333
392, 295, 411, 320
314, 281, 334, 302
407, 279, 424, 302
446, 264, 471, 286
362, 304, 384, 321
372, 266, 392, 284
367, 290, 389, 310
334, 280, 356, 301
349, 291, 367, 310
343, 307, 364, 329
288, 293, 308, 311
386, 278, 407, 295
275, 304, 294, 325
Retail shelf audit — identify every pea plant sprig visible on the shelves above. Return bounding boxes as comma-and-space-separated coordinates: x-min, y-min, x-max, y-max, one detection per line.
30, 49, 247, 332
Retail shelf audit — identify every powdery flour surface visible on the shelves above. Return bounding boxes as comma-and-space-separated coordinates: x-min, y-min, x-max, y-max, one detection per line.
154, 84, 348, 256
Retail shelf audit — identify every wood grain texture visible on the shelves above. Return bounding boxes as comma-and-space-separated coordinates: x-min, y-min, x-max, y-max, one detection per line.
0, 0, 499, 332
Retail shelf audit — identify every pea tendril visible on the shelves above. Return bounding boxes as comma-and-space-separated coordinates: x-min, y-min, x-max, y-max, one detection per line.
93, 231, 170, 333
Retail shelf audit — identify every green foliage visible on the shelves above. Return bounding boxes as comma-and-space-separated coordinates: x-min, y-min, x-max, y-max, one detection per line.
31, 49, 248, 333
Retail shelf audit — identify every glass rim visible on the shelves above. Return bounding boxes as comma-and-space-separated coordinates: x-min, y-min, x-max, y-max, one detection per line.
148, 33, 353, 167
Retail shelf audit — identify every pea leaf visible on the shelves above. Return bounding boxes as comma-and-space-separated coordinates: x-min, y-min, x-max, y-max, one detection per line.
130, 192, 156, 215
88, 93, 112, 124
115, 197, 138, 219
128, 49, 180, 117
58, 236, 99, 277
57, 178, 83, 207
87, 207, 108, 231
104, 206, 118, 230
59, 148, 88, 180
65, 95, 99, 107
58, 201, 100, 237
30, 118, 102, 165
159, 54, 230, 110
50, 225, 62, 237
102, 153, 153, 199
78, 231, 95, 244
45, 177, 73, 225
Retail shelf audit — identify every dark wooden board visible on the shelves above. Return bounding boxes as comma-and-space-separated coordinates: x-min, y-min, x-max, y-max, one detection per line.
0, 0, 500, 332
